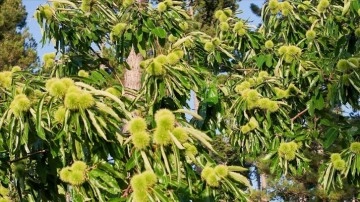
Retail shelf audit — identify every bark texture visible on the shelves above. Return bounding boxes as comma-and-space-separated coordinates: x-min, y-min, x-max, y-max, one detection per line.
124, 47, 143, 91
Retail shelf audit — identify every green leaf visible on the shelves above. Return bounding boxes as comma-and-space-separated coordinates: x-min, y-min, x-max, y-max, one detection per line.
320, 119, 331, 126
263, 151, 277, 160
145, 18, 156, 29
87, 110, 108, 141
97, 161, 125, 180
22, 121, 29, 145
88, 168, 121, 194
314, 95, 325, 110
88, 180, 106, 202
151, 27, 167, 38
306, 99, 315, 117
323, 128, 338, 149
204, 86, 218, 105
71, 187, 85, 202
308, 75, 319, 92
342, 1, 351, 15
36, 95, 47, 140
126, 152, 137, 171
356, 155, 360, 175
137, 43, 146, 58
228, 171, 251, 187
349, 79, 360, 93
89, 71, 106, 84
175, 108, 203, 120
265, 54, 273, 67
215, 52, 222, 63
246, 33, 259, 49
108, 198, 126, 202
255, 55, 266, 68
153, 188, 168, 202
322, 164, 333, 191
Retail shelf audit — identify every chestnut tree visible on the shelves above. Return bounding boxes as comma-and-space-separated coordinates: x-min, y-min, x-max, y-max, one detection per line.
0, 0, 360, 201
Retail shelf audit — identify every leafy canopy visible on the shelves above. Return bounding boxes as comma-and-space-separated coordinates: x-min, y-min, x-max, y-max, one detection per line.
0, 0, 360, 201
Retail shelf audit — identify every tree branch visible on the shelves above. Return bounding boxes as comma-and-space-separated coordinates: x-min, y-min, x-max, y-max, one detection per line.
89, 46, 113, 70
121, 184, 131, 197
8, 150, 47, 164
290, 108, 308, 123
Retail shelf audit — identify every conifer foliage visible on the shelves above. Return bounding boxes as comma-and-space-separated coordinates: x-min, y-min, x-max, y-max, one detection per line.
0, 0, 37, 70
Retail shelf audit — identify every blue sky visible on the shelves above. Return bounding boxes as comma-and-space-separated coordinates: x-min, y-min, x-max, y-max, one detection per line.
24, 0, 49, 59
23, 0, 263, 61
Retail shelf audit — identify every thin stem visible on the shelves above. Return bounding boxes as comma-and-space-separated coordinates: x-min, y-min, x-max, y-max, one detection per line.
290, 108, 308, 123
8, 150, 47, 164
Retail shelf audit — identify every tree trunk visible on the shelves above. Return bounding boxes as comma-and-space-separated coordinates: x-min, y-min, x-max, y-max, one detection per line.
124, 47, 143, 93
188, 0, 194, 18
123, 0, 145, 94
260, 173, 267, 190
194, 95, 199, 112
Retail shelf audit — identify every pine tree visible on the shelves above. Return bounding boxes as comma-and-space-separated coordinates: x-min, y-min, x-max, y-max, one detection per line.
250, 3, 262, 17
0, 0, 37, 70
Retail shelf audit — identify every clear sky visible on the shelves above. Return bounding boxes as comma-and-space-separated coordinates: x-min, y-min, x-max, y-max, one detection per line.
24, 0, 49, 60
23, 0, 263, 61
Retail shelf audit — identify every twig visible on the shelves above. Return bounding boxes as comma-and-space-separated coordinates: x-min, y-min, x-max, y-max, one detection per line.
89, 46, 113, 70
8, 150, 47, 164
121, 185, 132, 197
290, 108, 308, 123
